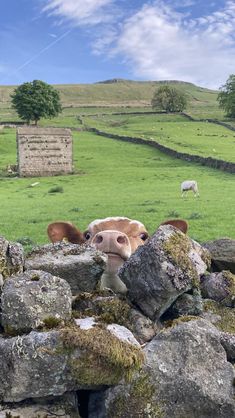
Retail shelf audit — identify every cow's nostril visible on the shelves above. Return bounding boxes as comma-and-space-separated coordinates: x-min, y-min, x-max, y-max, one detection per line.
117, 235, 126, 245
94, 234, 103, 244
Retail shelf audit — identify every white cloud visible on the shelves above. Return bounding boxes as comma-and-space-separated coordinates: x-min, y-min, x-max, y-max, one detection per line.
42, 0, 235, 88
42, 0, 115, 25
112, 0, 235, 88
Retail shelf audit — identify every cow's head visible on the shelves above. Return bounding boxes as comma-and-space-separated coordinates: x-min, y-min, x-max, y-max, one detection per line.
47, 217, 188, 293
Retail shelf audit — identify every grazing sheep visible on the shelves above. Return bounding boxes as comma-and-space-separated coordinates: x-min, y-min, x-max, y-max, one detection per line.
181, 180, 199, 197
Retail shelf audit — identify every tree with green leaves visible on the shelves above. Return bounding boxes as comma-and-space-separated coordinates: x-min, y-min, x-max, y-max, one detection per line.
11, 80, 62, 125
151, 85, 187, 113
217, 75, 235, 118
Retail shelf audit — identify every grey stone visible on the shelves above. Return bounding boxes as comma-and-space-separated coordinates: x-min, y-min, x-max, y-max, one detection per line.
200, 271, 235, 307
129, 308, 158, 344
220, 332, 235, 361
202, 299, 235, 334
0, 236, 24, 280
203, 238, 235, 274
101, 319, 235, 418
1, 270, 72, 333
0, 320, 142, 402
119, 225, 205, 320
168, 289, 203, 317
0, 392, 79, 418
106, 323, 140, 347
25, 242, 107, 294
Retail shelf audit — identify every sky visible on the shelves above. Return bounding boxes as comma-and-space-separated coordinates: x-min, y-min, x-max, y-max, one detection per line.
0, 0, 234, 88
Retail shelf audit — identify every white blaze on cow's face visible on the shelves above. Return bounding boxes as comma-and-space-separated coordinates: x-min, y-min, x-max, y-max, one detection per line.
84, 217, 149, 275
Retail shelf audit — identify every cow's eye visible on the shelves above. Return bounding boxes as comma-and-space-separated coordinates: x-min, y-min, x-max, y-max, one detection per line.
84, 231, 91, 240
139, 232, 149, 241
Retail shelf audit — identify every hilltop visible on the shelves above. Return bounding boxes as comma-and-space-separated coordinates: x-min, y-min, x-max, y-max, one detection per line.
0, 79, 218, 109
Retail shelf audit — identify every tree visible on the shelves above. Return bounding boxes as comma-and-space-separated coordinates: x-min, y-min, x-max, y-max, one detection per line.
217, 75, 235, 118
151, 85, 187, 113
11, 80, 62, 125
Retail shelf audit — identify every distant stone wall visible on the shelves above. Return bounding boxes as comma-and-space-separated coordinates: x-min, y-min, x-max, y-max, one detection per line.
17, 127, 73, 177
87, 127, 235, 174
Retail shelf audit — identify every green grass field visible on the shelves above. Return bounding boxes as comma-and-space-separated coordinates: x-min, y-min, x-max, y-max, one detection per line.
0, 128, 234, 248
0, 80, 234, 249
82, 113, 235, 163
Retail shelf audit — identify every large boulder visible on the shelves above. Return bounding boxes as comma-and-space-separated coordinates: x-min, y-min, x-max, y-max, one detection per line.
203, 238, 235, 273
0, 236, 24, 283
119, 225, 209, 320
93, 319, 235, 418
0, 320, 143, 402
25, 242, 107, 294
1, 270, 72, 334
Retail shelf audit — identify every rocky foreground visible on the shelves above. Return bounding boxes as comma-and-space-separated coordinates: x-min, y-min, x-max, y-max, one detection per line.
0, 226, 234, 418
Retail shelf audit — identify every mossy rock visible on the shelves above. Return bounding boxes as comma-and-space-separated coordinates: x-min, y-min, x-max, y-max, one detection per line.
203, 299, 235, 334
72, 292, 132, 328
106, 372, 164, 418
59, 323, 144, 386
163, 231, 199, 287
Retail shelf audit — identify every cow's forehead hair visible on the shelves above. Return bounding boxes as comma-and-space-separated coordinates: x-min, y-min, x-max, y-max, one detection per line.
88, 217, 145, 231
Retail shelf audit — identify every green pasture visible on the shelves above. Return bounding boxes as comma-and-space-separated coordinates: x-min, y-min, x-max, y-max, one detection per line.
0, 128, 234, 249
83, 113, 235, 163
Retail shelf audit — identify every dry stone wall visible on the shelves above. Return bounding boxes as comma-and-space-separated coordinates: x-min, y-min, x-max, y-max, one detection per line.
17, 127, 73, 177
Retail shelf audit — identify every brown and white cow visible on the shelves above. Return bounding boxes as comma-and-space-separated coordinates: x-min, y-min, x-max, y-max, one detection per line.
47, 217, 188, 294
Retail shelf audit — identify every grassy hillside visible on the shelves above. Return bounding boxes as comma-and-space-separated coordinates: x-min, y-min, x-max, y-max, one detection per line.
0, 128, 234, 247
81, 113, 235, 163
0, 79, 223, 120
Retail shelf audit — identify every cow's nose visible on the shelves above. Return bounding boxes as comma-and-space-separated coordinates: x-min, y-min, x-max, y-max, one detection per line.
92, 231, 129, 251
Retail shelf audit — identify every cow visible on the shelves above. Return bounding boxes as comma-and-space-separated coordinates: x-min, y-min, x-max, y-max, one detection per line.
47, 217, 188, 294
181, 180, 199, 197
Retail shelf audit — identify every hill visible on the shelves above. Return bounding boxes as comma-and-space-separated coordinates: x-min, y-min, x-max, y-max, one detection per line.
0, 79, 219, 116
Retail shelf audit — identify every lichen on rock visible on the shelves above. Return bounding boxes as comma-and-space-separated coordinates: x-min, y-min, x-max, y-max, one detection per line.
0, 236, 24, 280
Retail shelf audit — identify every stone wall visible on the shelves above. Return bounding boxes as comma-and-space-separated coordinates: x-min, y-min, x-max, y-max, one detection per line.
87, 127, 235, 174
17, 127, 73, 177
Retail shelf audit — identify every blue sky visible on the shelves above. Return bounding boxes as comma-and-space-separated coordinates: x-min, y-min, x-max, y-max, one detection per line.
0, 0, 234, 88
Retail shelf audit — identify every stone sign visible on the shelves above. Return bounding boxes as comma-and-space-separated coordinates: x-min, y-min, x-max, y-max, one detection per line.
17, 127, 73, 177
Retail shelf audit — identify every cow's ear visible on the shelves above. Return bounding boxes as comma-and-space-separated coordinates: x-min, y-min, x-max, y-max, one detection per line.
47, 222, 85, 244
160, 219, 188, 234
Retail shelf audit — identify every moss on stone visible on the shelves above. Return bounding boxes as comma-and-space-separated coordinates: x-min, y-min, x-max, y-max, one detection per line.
222, 271, 235, 304
163, 231, 199, 287
43, 316, 62, 329
107, 372, 165, 418
30, 273, 40, 281
203, 299, 235, 334
200, 248, 211, 269
59, 323, 144, 386
72, 292, 133, 328
163, 315, 200, 329
3, 324, 21, 337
